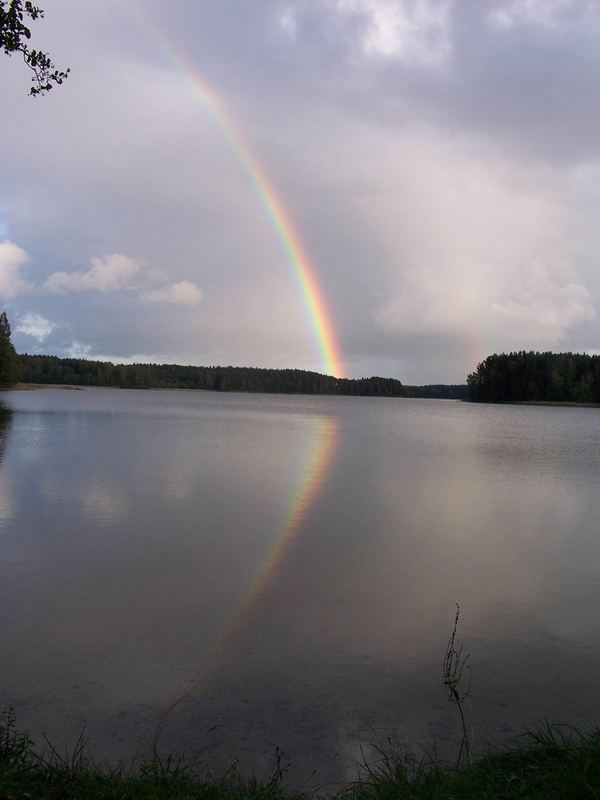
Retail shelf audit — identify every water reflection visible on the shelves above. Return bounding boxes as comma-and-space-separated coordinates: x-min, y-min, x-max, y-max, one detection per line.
2, 390, 600, 787
0, 402, 13, 524
168, 415, 340, 710
0, 400, 13, 456
233, 416, 340, 631
81, 482, 129, 524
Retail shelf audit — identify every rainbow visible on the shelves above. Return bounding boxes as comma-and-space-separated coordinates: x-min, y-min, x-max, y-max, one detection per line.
232, 416, 340, 622
168, 415, 340, 709
133, 8, 344, 378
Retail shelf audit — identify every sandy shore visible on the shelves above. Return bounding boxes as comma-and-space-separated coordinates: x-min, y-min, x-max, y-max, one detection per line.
11, 383, 83, 391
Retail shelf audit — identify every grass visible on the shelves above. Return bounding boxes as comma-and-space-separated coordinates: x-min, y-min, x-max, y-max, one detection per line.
345, 723, 600, 799
0, 707, 299, 800
2, 709, 600, 800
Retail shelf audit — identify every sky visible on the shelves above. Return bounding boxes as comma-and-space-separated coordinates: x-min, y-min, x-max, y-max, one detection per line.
2, 0, 600, 383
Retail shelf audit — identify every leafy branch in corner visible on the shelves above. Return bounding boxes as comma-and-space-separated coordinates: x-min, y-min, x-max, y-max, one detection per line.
443, 603, 472, 768
0, 0, 69, 95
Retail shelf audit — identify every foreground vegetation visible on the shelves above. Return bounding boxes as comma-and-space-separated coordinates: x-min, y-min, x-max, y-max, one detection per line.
2, 709, 600, 799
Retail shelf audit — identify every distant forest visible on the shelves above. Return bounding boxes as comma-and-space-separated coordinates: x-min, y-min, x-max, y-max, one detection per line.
19, 354, 467, 399
17, 350, 600, 404
467, 352, 600, 403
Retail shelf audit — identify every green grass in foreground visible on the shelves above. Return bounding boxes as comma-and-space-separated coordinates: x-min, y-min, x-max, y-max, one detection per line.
2, 710, 600, 800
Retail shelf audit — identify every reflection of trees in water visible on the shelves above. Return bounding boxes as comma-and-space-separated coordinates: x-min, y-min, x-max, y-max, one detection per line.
0, 402, 13, 465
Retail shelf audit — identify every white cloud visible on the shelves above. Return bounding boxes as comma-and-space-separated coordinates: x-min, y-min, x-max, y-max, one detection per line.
44, 253, 141, 294
16, 312, 57, 342
279, 7, 298, 35
140, 280, 202, 306
43, 253, 202, 308
66, 340, 93, 359
334, 0, 452, 64
0, 240, 30, 299
490, 0, 574, 29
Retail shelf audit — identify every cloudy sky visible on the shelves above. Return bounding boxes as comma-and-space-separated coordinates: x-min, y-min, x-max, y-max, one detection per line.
2, 0, 600, 382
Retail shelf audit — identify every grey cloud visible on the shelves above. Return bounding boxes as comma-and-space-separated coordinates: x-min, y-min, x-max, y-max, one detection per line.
271, 0, 600, 164
4, 0, 600, 382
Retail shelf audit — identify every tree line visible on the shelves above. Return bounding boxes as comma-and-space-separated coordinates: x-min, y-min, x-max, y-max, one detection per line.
467, 351, 600, 403
18, 353, 465, 398
0, 313, 21, 386
0, 310, 466, 398
19, 354, 406, 395
13, 314, 600, 404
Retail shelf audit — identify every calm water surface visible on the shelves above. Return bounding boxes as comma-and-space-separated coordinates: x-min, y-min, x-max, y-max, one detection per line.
1, 387, 600, 786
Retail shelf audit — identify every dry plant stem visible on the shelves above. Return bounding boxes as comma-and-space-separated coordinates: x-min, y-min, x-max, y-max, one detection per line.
443, 604, 472, 769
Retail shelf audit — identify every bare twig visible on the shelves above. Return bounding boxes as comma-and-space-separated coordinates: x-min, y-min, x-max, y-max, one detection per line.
443, 603, 472, 768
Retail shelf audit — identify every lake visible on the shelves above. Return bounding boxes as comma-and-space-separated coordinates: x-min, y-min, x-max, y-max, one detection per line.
1, 387, 600, 788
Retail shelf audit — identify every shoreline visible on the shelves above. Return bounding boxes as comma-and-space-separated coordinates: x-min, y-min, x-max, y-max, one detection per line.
9, 384, 600, 406
511, 400, 600, 408
11, 383, 83, 391
6, 382, 460, 400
